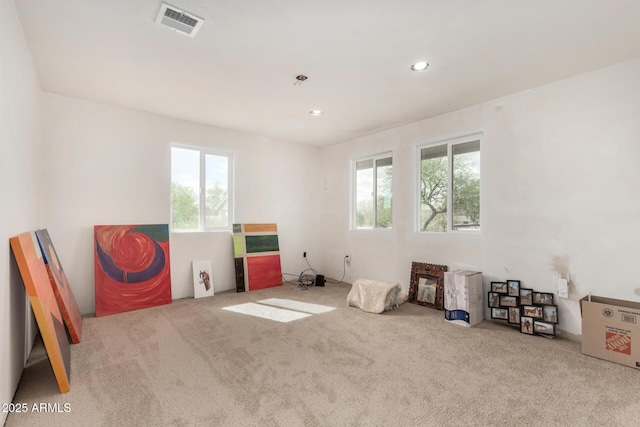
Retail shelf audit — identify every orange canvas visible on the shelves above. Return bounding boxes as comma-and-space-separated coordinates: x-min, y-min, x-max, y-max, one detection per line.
10, 232, 71, 393
35, 229, 82, 343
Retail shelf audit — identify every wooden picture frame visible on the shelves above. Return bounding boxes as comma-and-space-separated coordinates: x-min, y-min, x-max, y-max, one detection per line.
508, 307, 521, 325
507, 280, 520, 296
491, 281, 508, 294
408, 262, 447, 310
519, 288, 533, 306
491, 308, 508, 320
520, 316, 534, 335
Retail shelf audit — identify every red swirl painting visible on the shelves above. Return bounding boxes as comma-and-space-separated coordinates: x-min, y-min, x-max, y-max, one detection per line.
94, 224, 172, 317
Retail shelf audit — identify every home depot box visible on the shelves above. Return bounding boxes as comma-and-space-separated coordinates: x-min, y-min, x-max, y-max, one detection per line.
444, 270, 483, 327
580, 295, 640, 369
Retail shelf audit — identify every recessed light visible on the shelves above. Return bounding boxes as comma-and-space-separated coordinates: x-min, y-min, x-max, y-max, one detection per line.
309, 110, 323, 116
411, 61, 429, 72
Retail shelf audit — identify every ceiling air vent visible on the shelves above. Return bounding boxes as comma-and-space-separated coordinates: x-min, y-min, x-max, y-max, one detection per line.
155, 3, 204, 37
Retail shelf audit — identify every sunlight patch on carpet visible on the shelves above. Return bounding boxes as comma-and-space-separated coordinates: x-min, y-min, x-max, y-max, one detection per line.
257, 298, 336, 314
222, 302, 311, 323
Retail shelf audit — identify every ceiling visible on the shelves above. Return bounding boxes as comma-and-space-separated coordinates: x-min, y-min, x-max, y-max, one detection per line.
15, 0, 640, 146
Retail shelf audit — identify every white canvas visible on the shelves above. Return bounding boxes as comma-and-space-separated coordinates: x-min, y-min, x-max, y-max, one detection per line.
192, 260, 214, 299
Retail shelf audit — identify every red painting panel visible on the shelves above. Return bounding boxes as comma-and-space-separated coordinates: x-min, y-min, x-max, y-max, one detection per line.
10, 232, 71, 393
94, 224, 172, 317
35, 229, 82, 343
247, 255, 283, 290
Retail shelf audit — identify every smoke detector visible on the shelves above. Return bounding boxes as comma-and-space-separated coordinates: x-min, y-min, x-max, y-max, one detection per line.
155, 3, 204, 38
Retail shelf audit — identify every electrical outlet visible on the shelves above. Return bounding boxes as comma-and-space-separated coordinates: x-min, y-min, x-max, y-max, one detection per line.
303, 251, 307, 258
345, 254, 351, 263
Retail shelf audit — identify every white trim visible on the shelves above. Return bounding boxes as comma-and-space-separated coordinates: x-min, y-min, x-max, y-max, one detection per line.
350, 151, 393, 230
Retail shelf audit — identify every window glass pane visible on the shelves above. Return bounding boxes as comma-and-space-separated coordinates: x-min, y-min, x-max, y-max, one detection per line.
171, 147, 200, 230
376, 157, 392, 228
205, 154, 229, 228
420, 145, 448, 232
452, 141, 480, 231
355, 162, 374, 228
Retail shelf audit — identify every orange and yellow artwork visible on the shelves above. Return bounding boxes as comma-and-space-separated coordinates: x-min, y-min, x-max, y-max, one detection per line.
10, 232, 71, 393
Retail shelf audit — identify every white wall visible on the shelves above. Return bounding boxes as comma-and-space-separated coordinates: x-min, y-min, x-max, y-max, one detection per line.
319, 60, 640, 338
41, 93, 323, 315
0, 0, 42, 423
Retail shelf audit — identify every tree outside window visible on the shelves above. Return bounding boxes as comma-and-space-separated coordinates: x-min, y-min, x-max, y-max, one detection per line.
171, 146, 233, 231
419, 136, 481, 233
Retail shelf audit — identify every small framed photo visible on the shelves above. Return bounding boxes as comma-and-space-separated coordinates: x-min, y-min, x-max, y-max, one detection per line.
534, 320, 556, 336
539, 293, 554, 305
499, 295, 518, 308
491, 308, 508, 320
491, 282, 508, 294
533, 292, 554, 305
542, 305, 558, 324
508, 307, 521, 325
488, 292, 501, 308
520, 316, 534, 335
506, 280, 520, 296
519, 288, 533, 306
522, 305, 543, 319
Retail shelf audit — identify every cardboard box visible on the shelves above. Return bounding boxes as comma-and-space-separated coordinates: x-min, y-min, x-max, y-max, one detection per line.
580, 295, 640, 369
444, 270, 483, 327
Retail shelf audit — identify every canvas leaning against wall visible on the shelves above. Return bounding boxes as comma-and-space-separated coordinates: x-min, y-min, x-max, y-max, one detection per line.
233, 223, 283, 292
10, 232, 71, 393
35, 228, 83, 343
192, 260, 214, 298
94, 224, 172, 317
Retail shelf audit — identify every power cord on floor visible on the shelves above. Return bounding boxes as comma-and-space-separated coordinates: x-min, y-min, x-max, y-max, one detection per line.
282, 254, 348, 289
297, 255, 318, 290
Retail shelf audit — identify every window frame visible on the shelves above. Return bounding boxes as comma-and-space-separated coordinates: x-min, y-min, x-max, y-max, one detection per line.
351, 151, 393, 230
170, 144, 234, 232
416, 133, 483, 234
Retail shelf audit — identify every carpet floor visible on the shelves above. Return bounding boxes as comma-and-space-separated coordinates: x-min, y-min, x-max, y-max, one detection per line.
6, 282, 640, 426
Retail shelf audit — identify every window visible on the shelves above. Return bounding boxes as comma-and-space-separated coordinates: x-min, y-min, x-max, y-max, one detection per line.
418, 134, 481, 233
170, 145, 233, 231
353, 154, 392, 229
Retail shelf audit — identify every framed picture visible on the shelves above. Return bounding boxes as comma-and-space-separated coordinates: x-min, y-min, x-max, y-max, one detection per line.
506, 280, 520, 296
520, 316, 534, 335
542, 305, 558, 324
488, 292, 501, 308
508, 306, 521, 325
519, 288, 533, 306
491, 282, 508, 294
522, 305, 543, 319
499, 295, 518, 307
539, 292, 554, 305
408, 262, 448, 310
534, 320, 555, 336
533, 292, 554, 305
491, 308, 508, 320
